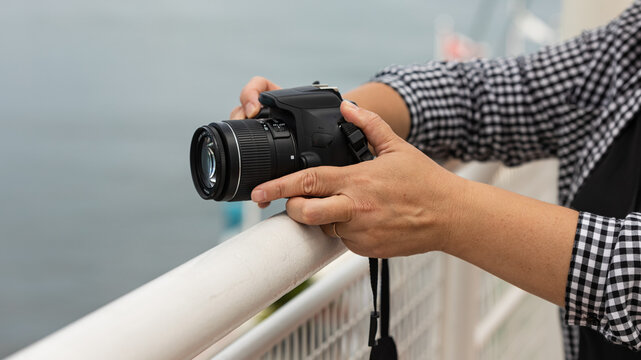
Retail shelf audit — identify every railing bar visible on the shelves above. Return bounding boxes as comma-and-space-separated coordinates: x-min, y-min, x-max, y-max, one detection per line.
292, 330, 298, 360
283, 335, 289, 360
312, 313, 321, 358
302, 321, 308, 359
474, 286, 527, 348
305, 291, 375, 359
323, 307, 329, 359
216, 254, 368, 360
328, 302, 334, 360
335, 297, 341, 360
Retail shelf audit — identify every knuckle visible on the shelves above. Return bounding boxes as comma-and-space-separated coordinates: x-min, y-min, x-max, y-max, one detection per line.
229, 106, 242, 118
342, 196, 356, 223
302, 170, 320, 195
275, 181, 285, 199
300, 204, 318, 224
363, 110, 381, 124
250, 75, 264, 83
370, 121, 387, 136
240, 76, 266, 103
356, 110, 381, 130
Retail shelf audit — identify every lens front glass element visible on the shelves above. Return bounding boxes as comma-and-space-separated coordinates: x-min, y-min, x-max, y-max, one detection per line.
199, 136, 216, 188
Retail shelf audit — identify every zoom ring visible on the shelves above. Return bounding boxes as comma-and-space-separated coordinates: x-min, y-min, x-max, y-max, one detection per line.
229, 120, 273, 201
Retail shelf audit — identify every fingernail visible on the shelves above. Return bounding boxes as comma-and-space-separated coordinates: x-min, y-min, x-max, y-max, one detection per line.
343, 100, 358, 109
245, 103, 256, 117
252, 189, 266, 202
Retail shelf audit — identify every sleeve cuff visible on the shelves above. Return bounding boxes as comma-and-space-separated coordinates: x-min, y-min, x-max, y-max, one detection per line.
565, 211, 641, 349
565, 212, 618, 329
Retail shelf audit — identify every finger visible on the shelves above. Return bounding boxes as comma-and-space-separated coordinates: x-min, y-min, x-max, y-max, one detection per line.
340, 100, 399, 154
257, 201, 271, 209
251, 166, 346, 203
229, 106, 246, 120
240, 76, 281, 118
286, 195, 353, 226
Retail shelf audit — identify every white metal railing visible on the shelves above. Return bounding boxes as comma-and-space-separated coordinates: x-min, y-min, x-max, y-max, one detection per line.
208, 160, 564, 360
211, 252, 444, 360
8, 160, 564, 360
7, 214, 346, 360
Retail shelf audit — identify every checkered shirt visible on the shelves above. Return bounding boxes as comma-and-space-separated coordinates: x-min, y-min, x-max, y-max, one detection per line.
371, 1, 641, 359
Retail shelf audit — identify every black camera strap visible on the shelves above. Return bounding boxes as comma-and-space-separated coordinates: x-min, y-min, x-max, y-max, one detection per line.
338, 120, 397, 359
338, 121, 374, 162
367, 258, 397, 359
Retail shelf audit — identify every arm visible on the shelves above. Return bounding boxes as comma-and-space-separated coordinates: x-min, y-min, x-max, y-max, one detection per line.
231, 29, 600, 165
456, 191, 641, 351
356, 1, 641, 167
451, 180, 578, 306
234, 2, 641, 169
251, 102, 641, 350
250, 102, 577, 307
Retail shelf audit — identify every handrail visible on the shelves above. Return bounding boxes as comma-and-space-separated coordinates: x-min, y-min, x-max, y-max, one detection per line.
209, 253, 369, 360
8, 214, 346, 360
474, 287, 527, 348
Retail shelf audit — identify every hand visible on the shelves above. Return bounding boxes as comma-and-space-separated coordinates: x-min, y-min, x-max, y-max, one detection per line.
250, 101, 470, 258
229, 76, 281, 120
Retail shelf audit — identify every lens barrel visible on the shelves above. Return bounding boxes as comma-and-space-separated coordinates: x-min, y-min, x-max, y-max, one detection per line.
190, 119, 297, 201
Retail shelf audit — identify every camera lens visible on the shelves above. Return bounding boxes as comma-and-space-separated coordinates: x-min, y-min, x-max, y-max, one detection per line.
200, 137, 216, 188
191, 127, 226, 199
190, 119, 297, 201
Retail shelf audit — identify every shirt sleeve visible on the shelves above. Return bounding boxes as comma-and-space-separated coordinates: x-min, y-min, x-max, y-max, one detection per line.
370, 0, 641, 166
565, 212, 641, 351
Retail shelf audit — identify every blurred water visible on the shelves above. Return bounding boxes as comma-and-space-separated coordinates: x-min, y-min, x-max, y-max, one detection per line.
0, 0, 558, 356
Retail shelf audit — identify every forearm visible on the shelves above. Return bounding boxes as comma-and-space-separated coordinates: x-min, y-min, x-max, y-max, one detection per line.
343, 82, 410, 140
446, 179, 579, 307
349, 80, 579, 307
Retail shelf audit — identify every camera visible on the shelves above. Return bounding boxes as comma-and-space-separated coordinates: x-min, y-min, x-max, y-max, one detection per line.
190, 83, 374, 201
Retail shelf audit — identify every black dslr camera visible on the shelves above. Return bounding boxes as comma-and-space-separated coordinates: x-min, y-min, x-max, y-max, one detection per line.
190, 83, 373, 201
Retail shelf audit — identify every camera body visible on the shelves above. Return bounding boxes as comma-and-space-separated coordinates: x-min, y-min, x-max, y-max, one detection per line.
190, 84, 372, 201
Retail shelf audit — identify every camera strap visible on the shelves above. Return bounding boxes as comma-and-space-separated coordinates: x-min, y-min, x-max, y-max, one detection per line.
369, 258, 397, 360
338, 121, 374, 162
338, 120, 397, 359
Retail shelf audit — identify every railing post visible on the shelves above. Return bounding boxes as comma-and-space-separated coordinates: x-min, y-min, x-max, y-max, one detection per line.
441, 256, 481, 360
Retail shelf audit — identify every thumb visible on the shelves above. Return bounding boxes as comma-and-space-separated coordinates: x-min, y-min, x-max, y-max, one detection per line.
340, 100, 399, 153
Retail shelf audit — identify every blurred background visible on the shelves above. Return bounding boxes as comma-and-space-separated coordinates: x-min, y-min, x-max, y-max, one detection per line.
0, 0, 566, 356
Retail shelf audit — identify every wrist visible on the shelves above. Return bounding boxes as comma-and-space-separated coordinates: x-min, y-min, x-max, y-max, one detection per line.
437, 177, 578, 305
438, 176, 475, 256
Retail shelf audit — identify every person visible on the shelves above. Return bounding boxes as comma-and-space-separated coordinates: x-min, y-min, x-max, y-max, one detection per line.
230, 1, 641, 359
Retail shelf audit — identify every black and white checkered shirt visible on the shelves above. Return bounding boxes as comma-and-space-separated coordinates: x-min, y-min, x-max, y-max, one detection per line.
371, 2, 641, 359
